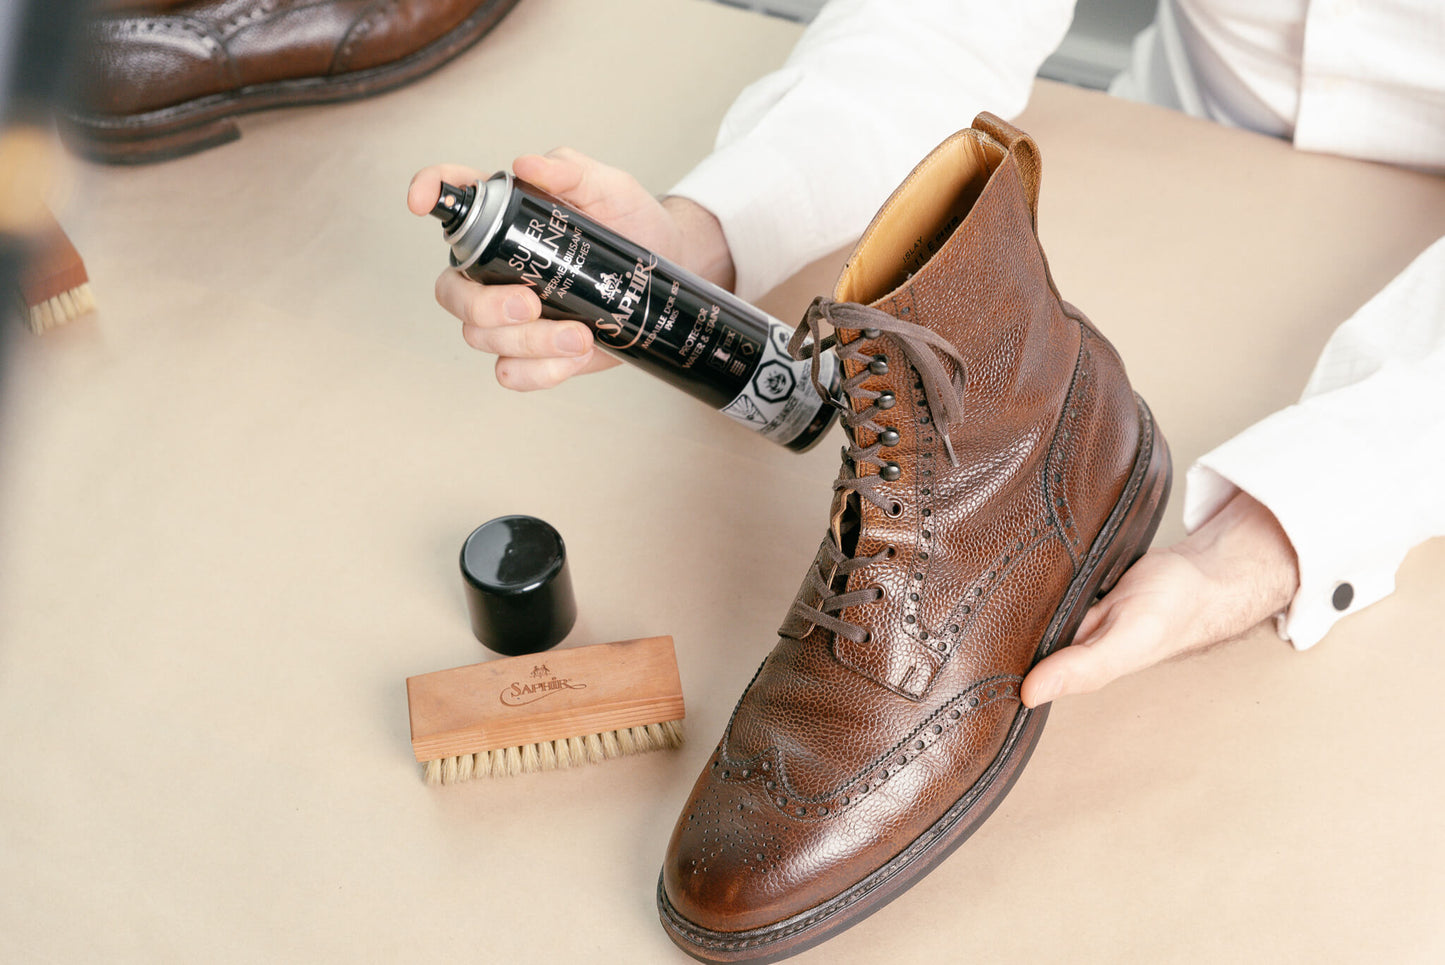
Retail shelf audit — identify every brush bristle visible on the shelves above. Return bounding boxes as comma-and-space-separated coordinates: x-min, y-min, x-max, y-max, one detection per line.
25, 283, 95, 334
660, 719, 685, 748
419, 719, 686, 785
600, 730, 621, 759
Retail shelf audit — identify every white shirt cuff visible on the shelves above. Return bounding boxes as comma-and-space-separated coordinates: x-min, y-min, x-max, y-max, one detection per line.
670, 133, 830, 303
1184, 237, 1445, 650
1182, 360, 1442, 649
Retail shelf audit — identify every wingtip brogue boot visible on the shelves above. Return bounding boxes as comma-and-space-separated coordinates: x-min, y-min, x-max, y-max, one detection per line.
62, 0, 519, 163
658, 113, 1173, 962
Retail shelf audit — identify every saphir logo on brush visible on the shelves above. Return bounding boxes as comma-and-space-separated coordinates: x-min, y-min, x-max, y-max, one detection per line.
593, 254, 657, 350
499, 663, 588, 707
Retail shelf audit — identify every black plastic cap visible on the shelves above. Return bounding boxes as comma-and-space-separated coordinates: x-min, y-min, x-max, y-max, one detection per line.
460, 515, 576, 656
430, 181, 473, 232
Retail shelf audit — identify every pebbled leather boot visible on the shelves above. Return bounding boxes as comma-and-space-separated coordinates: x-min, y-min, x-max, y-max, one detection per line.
658, 112, 1172, 962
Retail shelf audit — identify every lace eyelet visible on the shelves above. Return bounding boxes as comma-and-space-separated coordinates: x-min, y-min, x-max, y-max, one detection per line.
868, 583, 886, 603
886, 501, 903, 518
884, 545, 897, 558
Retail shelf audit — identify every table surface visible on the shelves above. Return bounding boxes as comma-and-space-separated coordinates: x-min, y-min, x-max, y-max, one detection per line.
4, 1, 1445, 962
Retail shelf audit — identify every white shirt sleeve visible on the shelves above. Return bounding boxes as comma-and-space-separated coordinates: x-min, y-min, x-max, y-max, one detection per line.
1183, 235, 1445, 648
668, 0, 1077, 301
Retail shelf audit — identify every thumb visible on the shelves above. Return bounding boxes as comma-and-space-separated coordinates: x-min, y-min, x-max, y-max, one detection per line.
1020, 607, 1173, 707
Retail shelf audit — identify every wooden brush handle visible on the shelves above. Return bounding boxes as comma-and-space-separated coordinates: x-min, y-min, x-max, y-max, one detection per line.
407, 636, 684, 762
18, 205, 89, 307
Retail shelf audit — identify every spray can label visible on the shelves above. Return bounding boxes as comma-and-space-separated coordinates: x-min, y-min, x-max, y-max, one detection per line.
719, 319, 836, 444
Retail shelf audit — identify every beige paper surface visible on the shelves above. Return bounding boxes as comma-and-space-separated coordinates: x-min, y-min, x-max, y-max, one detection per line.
2, 1, 1443, 962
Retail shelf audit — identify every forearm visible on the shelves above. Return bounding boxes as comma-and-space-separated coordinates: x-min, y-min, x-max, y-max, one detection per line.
1172, 491, 1300, 647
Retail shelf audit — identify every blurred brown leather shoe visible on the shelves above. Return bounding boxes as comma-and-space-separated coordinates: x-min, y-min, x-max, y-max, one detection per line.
62, 0, 518, 163
90, 1, 192, 10
657, 113, 1172, 962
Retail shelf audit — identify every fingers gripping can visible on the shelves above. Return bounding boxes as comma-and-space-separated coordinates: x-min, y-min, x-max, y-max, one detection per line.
430, 172, 839, 451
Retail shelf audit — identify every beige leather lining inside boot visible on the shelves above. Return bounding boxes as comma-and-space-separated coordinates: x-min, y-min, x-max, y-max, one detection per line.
838, 134, 1006, 306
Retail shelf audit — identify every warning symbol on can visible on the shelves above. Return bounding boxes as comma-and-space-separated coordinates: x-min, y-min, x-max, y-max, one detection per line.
752, 361, 795, 403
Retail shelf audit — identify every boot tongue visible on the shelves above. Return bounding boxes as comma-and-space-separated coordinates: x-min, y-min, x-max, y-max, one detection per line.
829, 490, 848, 549
828, 315, 865, 553
827, 448, 862, 590
829, 490, 859, 557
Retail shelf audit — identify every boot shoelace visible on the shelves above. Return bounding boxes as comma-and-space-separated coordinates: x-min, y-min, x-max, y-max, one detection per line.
783, 297, 968, 645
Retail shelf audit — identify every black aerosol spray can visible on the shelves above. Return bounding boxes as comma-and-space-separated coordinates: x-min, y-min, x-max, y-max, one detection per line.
428, 173, 839, 451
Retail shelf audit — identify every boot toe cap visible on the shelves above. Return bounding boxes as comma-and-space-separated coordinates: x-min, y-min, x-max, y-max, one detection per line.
661, 753, 890, 936
662, 773, 800, 934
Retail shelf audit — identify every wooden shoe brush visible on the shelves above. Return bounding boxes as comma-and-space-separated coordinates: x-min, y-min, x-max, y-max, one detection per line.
16, 206, 95, 333
407, 635, 685, 785
0, 125, 94, 334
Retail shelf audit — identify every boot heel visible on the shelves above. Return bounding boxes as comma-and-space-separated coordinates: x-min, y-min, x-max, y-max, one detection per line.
1095, 402, 1173, 598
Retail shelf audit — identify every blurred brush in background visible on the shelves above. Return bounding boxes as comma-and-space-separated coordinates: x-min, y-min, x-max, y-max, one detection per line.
1, 0, 90, 344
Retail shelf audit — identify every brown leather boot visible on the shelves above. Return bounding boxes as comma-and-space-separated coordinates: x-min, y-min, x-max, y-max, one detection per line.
61, 0, 518, 163
658, 113, 1172, 962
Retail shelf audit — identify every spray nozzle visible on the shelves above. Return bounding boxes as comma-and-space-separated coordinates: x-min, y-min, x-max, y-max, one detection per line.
430, 181, 474, 231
